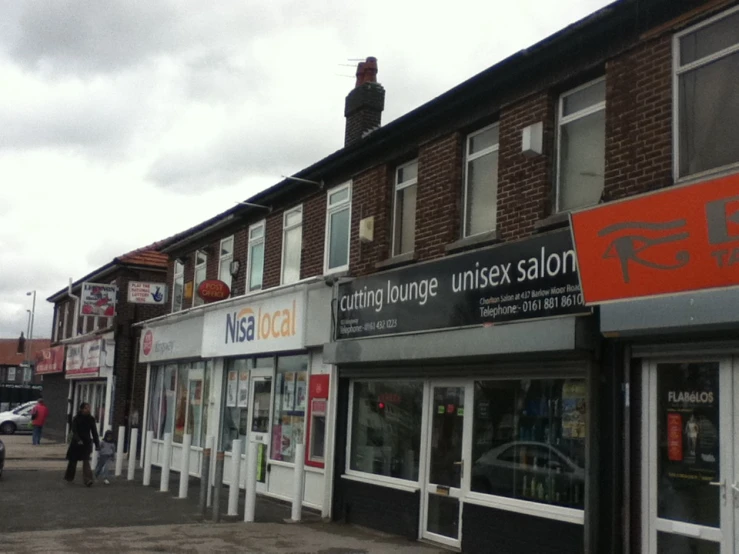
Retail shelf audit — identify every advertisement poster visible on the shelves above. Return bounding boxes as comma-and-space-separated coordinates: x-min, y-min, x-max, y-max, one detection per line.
237, 370, 249, 408
127, 281, 167, 305
80, 282, 118, 317
561, 381, 586, 439
36, 345, 65, 375
660, 363, 719, 484
283, 372, 296, 412
226, 370, 238, 408
281, 422, 294, 459
295, 373, 307, 413
271, 425, 283, 461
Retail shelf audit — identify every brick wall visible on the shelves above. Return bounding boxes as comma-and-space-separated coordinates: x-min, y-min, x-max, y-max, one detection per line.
349, 165, 391, 276
302, 193, 327, 278
264, 209, 285, 288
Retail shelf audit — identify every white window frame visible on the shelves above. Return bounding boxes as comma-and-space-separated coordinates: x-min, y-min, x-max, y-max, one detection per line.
324, 182, 352, 274
7, 367, 16, 381
247, 221, 265, 293
193, 250, 207, 307
218, 235, 234, 290
392, 160, 418, 256
673, 5, 739, 182
172, 260, 185, 312
62, 302, 69, 340
463, 123, 500, 237
555, 77, 606, 213
281, 206, 303, 285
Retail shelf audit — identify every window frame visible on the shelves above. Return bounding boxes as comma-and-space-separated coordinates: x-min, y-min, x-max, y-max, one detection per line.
62, 302, 69, 339
281, 205, 303, 285
673, 5, 739, 182
555, 77, 606, 213
324, 182, 352, 274
218, 235, 234, 291
193, 250, 207, 307
463, 123, 500, 237
392, 159, 419, 257
172, 260, 185, 312
246, 221, 266, 293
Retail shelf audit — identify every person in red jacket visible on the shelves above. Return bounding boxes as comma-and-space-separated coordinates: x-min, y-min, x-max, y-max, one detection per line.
31, 398, 49, 445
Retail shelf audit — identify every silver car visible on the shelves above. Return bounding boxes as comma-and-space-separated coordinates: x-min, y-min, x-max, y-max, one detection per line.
0, 401, 37, 435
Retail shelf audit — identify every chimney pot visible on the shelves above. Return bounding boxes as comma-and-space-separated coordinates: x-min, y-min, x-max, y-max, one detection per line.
344, 57, 385, 146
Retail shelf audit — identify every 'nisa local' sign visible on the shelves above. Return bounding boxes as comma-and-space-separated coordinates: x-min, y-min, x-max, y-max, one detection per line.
336, 229, 590, 340
202, 292, 305, 356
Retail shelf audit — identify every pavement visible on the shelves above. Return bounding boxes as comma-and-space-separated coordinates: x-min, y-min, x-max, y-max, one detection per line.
0, 434, 448, 553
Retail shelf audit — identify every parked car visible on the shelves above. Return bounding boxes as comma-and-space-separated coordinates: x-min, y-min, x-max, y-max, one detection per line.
0, 438, 5, 478
0, 401, 37, 434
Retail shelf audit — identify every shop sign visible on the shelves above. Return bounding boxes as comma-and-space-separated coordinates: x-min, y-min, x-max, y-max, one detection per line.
36, 345, 65, 375
201, 292, 305, 357
197, 279, 231, 303
336, 229, 588, 340
128, 281, 167, 305
80, 282, 118, 317
66, 339, 111, 379
570, 172, 739, 304
139, 315, 204, 363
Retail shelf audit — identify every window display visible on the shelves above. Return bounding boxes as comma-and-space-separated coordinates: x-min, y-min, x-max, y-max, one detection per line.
470, 379, 587, 509
349, 380, 423, 481
221, 358, 251, 452
271, 355, 308, 463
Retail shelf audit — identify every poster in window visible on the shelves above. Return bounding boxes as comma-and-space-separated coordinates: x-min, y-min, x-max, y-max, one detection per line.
226, 370, 238, 408
281, 422, 294, 459
237, 369, 249, 408
561, 381, 586, 439
283, 372, 296, 412
271, 424, 282, 461
295, 373, 307, 413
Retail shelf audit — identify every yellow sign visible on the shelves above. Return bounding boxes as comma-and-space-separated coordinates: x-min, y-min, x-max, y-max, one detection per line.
184, 281, 193, 300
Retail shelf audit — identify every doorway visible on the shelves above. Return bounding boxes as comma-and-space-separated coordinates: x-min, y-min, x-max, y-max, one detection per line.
248, 368, 273, 494
75, 381, 107, 436
642, 359, 734, 553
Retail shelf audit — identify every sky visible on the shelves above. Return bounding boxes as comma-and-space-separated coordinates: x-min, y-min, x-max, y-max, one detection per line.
0, 0, 614, 339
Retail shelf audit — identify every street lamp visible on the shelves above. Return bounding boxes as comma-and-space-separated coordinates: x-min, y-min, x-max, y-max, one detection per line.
26, 291, 36, 380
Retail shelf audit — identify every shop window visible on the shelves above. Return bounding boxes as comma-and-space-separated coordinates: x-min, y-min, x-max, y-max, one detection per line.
172, 260, 184, 312
324, 182, 351, 274
147, 365, 176, 439
221, 358, 251, 452
470, 379, 587, 510
556, 78, 606, 212
218, 236, 234, 292
247, 221, 265, 292
193, 251, 207, 307
464, 124, 499, 237
271, 354, 308, 463
349, 380, 423, 481
676, 7, 739, 178
392, 160, 418, 256
281, 207, 303, 285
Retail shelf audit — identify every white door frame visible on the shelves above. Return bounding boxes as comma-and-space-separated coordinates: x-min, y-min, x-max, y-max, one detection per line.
642, 357, 732, 553
248, 368, 273, 494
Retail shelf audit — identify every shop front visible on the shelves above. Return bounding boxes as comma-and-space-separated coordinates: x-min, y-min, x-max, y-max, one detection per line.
325, 229, 600, 553
570, 172, 739, 553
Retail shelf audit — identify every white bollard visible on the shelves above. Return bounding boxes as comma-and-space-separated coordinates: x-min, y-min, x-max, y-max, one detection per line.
115, 426, 125, 477
290, 444, 306, 523
244, 440, 258, 523
179, 434, 192, 499
160, 432, 172, 492
143, 430, 154, 486
91, 446, 99, 473
228, 440, 243, 516
127, 428, 138, 481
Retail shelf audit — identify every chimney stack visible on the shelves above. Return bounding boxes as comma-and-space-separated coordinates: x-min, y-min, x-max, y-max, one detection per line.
344, 57, 385, 146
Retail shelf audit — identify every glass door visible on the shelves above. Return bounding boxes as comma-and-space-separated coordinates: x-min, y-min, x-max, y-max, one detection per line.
422, 383, 469, 549
645, 359, 731, 553
248, 369, 273, 494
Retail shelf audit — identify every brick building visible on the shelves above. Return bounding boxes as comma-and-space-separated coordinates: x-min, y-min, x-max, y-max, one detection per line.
0, 337, 48, 414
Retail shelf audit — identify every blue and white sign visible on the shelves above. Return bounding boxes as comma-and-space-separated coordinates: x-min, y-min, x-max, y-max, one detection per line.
128, 281, 167, 305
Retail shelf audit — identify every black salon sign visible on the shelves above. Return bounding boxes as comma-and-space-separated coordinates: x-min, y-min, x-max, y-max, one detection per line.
336, 229, 590, 340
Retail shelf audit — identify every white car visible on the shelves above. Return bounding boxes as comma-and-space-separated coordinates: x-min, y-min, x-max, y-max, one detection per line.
0, 401, 37, 435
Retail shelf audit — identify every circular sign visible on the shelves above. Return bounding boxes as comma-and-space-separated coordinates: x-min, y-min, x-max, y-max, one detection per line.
197, 279, 231, 303
142, 330, 153, 356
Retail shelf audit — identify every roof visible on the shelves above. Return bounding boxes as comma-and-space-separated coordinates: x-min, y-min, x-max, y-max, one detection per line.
0, 338, 51, 366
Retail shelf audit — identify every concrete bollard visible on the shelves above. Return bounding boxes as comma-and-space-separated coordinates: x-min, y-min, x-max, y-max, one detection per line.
199, 436, 213, 518
115, 425, 125, 477
228, 440, 243, 517
244, 440, 258, 523
142, 430, 154, 487
290, 444, 306, 523
178, 434, 192, 499
127, 428, 138, 481
160, 432, 172, 492
212, 451, 225, 523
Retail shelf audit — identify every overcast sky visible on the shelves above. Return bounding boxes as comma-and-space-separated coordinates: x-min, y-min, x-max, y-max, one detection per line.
0, 0, 613, 339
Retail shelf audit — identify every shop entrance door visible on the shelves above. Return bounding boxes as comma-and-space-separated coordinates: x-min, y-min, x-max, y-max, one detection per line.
643, 359, 734, 553
422, 382, 470, 549
75, 381, 107, 436
248, 369, 272, 494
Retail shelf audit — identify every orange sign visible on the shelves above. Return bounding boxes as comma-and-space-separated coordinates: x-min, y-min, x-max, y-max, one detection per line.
570, 172, 739, 304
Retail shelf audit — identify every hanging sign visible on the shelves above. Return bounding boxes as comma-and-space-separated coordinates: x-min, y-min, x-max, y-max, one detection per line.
128, 281, 167, 304
80, 282, 118, 317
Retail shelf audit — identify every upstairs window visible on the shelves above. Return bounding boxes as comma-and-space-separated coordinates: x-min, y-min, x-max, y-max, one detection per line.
676, 7, 739, 178
464, 124, 499, 236
282, 206, 303, 285
247, 221, 265, 292
393, 160, 418, 256
325, 183, 352, 273
172, 260, 184, 312
219, 236, 234, 292
556, 78, 606, 212
193, 250, 207, 307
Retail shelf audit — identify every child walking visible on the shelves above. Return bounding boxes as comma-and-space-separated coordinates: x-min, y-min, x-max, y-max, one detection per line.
95, 430, 116, 485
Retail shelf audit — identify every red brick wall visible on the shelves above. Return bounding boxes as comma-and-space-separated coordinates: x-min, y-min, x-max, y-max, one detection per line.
349, 165, 391, 277
263, 209, 285, 288
302, 193, 327, 278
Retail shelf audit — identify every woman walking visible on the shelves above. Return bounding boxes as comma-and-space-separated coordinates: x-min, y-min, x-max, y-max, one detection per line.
64, 402, 100, 486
